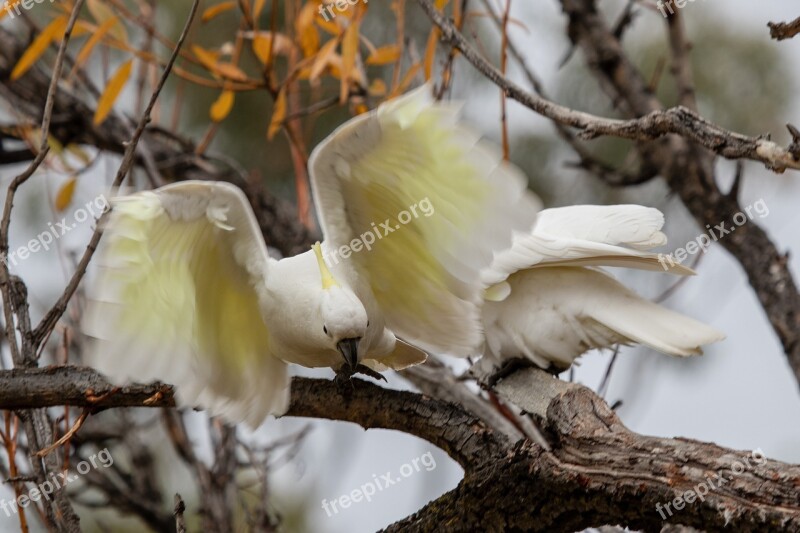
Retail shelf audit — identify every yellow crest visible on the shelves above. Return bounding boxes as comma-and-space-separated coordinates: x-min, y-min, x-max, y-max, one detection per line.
312, 242, 340, 290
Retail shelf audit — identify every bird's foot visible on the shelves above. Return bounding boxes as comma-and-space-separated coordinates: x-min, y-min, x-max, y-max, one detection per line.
333, 364, 387, 394
485, 357, 536, 388
353, 364, 387, 383
334, 367, 356, 395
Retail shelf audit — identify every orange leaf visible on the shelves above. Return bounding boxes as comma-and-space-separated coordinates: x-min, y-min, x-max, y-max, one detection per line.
74, 17, 119, 72
210, 90, 235, 122
253, 0, 267, 19
366, 45, 401, 66
310, 38, 338, 81
93, 59, 133, 125
11, 16, 68, 81
216, 62, 249, 82
192, 45, 248, 81
295, 2, 320, 57
395, 62, 422, 95
341, 21, 360, 101
192, 45, 220, 67
251, 32, 294, 64
435, 0, 450, 8
369, 78, 387, 96
55, 177, 77, 212
315, 13, 340, 36
202, 1, 237, 23
87, 0, 127, 42
424, 27, 440, 80
267, 89, 286, 140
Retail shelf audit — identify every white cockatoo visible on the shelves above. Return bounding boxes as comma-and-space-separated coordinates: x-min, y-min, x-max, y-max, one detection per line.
82, 84, 539, 426
478, 204, 725, 374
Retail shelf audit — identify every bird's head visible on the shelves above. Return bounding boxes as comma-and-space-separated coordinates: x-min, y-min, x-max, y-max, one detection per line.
313, 243, 369, 370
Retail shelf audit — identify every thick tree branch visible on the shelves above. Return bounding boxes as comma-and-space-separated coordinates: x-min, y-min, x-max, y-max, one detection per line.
384, 368, 800, 532
0, 366, 506, 468
2, 365, 800, 531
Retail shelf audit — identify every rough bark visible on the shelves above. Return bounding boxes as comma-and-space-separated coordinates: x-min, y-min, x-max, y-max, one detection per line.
1, 366, 798, 532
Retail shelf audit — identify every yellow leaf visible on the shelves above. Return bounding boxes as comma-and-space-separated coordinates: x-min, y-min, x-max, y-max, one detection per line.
11, 16, 68, 81
74, 16, 118, 72
72, 20, 93, 38
424, 27, 440, 80
310, 38, 338, 81
253, 0, 266, 19
55, 177, 77, 212
295, 2, 320, 57
202, 1, 237, 23
216, 62, 249, 81
267, 89, 286, 140
315, 13, 340, 36
366, 45, 401, 66
394, 62, 421, 96
93, 59, 133, 125
341, 21, 360, 101
435, 0, 450, 8
192, 45, 248, 81
192, 45, 220, 67
368, 78, 387, 96
87, 0, 127, 43
210, 90, 235, 122
251, 32, 294, 64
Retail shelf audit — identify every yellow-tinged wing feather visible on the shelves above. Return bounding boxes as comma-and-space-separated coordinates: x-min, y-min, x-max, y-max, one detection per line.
83, 181, 288, 426
310, 84, 540, 356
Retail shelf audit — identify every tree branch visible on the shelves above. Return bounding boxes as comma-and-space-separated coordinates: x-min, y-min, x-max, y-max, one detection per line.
415, 0, 800, 172
384, 368, 800, 532
768, 17, 800, 41
2, 365, 799, 531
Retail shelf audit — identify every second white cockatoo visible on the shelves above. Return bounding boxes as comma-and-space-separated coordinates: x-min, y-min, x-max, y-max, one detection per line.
82, 84, 538, 426
478, 204, 725, 374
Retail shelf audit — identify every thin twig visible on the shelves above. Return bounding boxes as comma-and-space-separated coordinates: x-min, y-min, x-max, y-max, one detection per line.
31, 0, 202, 348
416, 0, 800, 172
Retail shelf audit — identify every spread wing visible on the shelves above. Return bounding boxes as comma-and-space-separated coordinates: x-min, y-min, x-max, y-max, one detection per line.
483, 204, 693, 286
310, 84, 539, 356
82, 181, 289, 427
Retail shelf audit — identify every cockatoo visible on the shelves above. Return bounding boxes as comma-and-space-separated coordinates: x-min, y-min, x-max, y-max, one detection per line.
478, 204, 725, 374
82, 84, 538, 426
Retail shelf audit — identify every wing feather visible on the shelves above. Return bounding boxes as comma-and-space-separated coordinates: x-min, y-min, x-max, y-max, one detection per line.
310, 84, 539, 356
484, 205, 692, 286
83, 181, 289, 426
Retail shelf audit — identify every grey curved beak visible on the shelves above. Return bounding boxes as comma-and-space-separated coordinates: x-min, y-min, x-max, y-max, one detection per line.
337, 338, 360, 369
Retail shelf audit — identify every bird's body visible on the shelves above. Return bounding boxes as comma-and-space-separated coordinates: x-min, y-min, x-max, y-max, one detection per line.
479, 205, 725, 372
83, 84, 537, 426
263, 245, 395, 369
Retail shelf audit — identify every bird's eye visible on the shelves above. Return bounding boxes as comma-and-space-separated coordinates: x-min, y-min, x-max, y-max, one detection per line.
323, 325, 328, 335
367, 320, 370, 327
